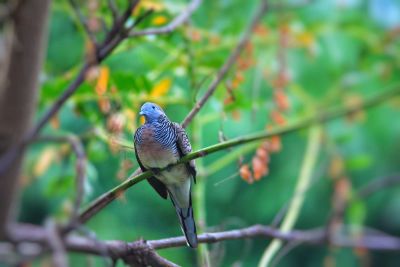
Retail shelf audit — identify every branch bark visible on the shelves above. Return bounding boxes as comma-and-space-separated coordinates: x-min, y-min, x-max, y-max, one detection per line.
0, 0, 51, 239
78, 85, 400, 224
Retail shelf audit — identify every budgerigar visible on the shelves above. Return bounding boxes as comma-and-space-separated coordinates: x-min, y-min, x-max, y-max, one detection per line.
134, 102, 198, 248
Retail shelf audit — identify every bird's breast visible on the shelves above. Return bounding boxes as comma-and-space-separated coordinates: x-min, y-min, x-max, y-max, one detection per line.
136, 127, 177, 168
136, 127, 190, 185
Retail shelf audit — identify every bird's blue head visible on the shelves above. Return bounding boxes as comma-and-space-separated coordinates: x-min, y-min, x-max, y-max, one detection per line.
139, 102, 165, 123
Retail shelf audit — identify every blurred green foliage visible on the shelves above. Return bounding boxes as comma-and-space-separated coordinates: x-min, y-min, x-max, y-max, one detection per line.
19, 0, 400, 266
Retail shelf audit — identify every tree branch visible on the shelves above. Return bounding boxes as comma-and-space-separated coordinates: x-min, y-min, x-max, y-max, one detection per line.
78, 85, 400, 224
128, 0, 202, 37
181, 0, 269, 128
6, 223, 400, 262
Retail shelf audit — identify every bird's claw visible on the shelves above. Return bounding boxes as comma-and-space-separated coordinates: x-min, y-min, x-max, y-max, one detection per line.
166, 164, 174, 172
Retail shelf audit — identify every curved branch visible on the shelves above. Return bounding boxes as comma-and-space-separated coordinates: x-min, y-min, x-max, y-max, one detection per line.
78, 85, 400, 224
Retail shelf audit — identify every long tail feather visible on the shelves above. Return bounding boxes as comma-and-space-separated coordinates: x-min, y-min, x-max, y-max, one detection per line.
169, 193, 198, 248
177, 205, 198, 248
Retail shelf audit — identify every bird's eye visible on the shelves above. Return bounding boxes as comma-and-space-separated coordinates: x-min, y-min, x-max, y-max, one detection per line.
152, 106, 155, 109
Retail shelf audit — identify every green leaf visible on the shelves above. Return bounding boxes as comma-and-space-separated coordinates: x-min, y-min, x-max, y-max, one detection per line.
345, 154, 373, 170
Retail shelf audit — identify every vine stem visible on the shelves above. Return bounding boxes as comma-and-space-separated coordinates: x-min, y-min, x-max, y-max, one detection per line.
192, 118, 211, 266
258, 125, 322, 267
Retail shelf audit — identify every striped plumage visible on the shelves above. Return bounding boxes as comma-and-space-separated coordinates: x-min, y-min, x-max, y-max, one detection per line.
134, 102, 197, 248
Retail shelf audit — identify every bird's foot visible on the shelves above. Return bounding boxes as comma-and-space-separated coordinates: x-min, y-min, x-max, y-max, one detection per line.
150, 168, 161, 175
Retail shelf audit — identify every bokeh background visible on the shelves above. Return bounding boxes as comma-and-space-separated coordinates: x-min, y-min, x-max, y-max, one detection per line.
16, 0, 400, 266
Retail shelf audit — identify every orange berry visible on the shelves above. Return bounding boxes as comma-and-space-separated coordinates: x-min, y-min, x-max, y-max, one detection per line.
252, 157, 267, 180
271, 110, 286, 125
274, 90, 290, 111
239, 164, 253, 184
269, 135, 281, 152
256, 147, 270, 163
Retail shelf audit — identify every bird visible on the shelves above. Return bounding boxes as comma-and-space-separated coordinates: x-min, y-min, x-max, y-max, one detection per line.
133, 102, 198, 248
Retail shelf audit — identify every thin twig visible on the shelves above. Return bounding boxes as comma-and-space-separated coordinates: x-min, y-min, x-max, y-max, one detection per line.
357, 174, 400, 199
270, 240, 303, 267
68, 0, 98, 46
78, 85, 400, 224
35, 135, 87, 228
28, 63, 91, 150
107, 0, 119, 21
102, 0, 140, 47
125, 9, 154, 33
181, 0, 269, 128
45, 219, 68, 267
129, 0, 202, 37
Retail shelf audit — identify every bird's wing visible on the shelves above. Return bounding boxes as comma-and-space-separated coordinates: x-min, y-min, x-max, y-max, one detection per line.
173, 123, 196, 183
134, 131, 168, 199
